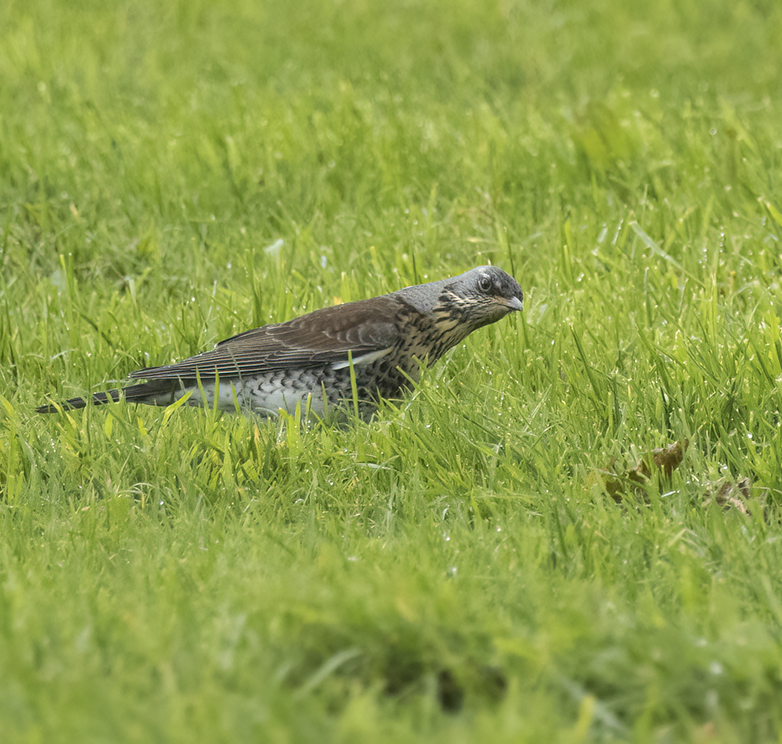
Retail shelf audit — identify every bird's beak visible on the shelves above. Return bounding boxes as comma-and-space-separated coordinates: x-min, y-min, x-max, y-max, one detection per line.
504, 296, 523, 312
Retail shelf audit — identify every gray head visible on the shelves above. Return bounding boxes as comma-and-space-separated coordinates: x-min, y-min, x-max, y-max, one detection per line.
437, 265, 523, 331
392, 265, 523, 347
394, 266, 522, 312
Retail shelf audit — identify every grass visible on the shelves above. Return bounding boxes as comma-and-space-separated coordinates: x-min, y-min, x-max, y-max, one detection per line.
2, 0, 782, 740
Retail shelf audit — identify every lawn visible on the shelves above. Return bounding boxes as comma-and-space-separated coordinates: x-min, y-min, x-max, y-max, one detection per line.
2, 0, 782, 741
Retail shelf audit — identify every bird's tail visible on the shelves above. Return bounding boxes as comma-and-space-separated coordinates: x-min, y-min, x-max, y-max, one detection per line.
35, 380, 179, 414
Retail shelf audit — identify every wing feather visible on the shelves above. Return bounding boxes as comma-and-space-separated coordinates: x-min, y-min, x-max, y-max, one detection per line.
129, 296, 406, 382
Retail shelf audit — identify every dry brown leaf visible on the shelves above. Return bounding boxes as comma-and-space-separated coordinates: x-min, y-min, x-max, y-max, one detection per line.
601, 440, 689, 503
703, 477, 754, 516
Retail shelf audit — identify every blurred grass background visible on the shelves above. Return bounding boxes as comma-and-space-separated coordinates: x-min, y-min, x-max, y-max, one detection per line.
2, 0, 782, 741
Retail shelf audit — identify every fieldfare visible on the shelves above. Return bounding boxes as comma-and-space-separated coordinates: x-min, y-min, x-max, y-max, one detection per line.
36, 266, 523, 417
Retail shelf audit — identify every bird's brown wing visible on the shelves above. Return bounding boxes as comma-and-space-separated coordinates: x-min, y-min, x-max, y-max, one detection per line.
128, 296, 406, 382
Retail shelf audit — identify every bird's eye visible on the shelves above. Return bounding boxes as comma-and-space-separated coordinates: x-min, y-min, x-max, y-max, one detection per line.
478, 276, 492, 292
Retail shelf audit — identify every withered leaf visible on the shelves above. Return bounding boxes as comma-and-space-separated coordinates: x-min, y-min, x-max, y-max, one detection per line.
703, 477, 754, 516
600, 440, 689, 503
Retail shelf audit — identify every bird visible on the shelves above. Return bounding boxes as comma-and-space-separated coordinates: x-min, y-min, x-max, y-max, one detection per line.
36, 266, 523, 418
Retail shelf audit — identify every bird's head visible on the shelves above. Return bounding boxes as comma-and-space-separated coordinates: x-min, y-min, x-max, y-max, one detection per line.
437, 266, 523, 333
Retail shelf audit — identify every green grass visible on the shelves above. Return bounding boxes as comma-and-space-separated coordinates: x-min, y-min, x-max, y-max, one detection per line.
2, 0, 782, 740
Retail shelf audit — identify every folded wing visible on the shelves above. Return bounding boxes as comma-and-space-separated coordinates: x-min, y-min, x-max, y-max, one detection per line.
129, 296, 405, 383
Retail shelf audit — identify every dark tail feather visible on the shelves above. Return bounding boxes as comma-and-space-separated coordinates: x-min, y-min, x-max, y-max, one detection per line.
36, 389, 121, 413
35, 380, 179, 414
